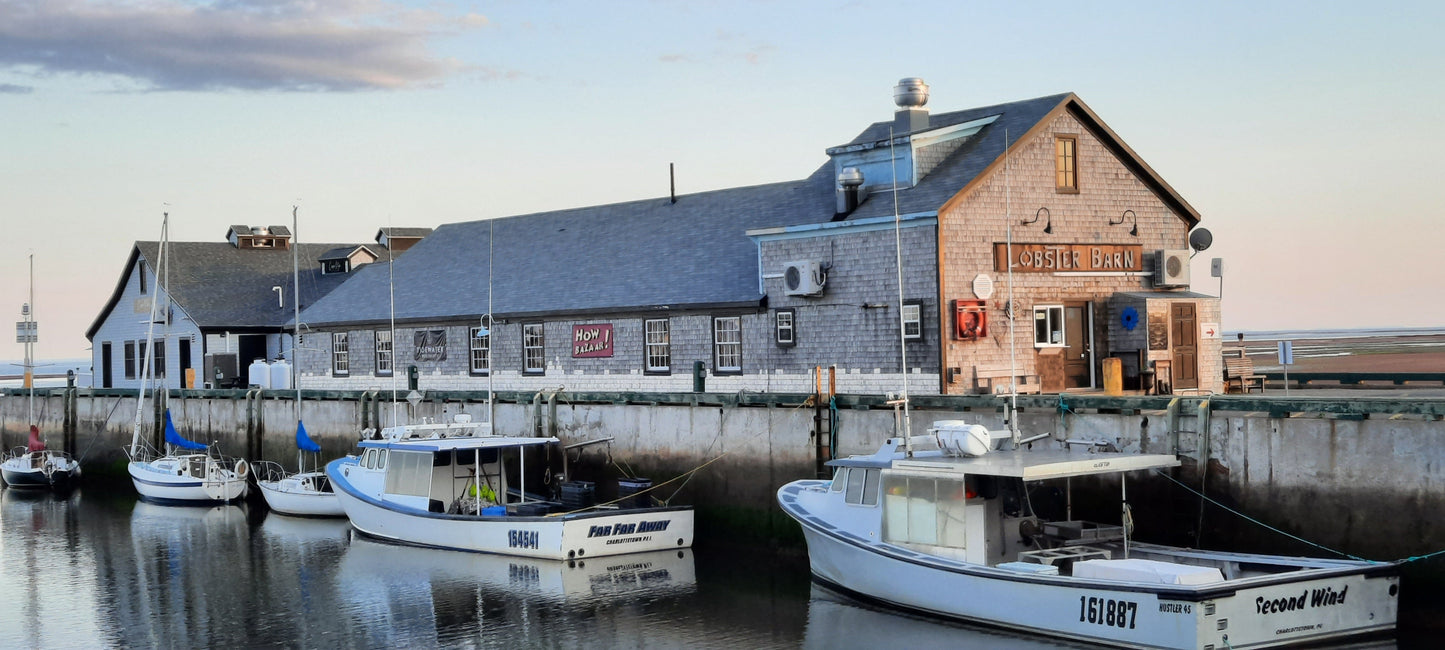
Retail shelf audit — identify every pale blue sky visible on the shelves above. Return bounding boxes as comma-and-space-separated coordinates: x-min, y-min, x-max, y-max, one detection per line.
2, 0, 1442, 359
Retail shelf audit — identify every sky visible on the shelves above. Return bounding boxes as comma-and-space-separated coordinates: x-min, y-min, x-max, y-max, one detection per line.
1, 0, 1442, 361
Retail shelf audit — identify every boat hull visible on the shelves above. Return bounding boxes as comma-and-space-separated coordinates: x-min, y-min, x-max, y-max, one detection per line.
1, 455, 80, 490
258, 478, 345, 517
129, 461, 247, 504
329, 458, 693, 560
782, 481, 1398, 650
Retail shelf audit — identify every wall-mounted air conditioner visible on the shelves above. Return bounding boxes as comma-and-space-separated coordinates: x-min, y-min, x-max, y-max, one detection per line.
783, 260, 826, 297
1154, 249, 1191, 287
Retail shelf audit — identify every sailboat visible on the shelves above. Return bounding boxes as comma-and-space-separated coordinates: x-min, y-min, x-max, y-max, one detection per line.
2, 254, 81, 490
776, 130, 1399, 648
257, 206, 345, 517
126, 212, 250, 504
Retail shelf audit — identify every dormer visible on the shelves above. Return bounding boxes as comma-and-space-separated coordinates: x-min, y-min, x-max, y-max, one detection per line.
319, 245, 379, 275
375, 227, 433, 254
227, 225, 293, 250
825, 78, 998, 201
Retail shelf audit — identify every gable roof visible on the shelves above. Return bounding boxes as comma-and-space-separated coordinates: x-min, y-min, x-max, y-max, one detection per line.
376, 227, 433, 240
86, 240, 388, 339
318, 245, 377, 262
298, 92, 1201, 327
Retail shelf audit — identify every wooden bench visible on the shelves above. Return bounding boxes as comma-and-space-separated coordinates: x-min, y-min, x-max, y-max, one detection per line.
1224, 356, 1263, 393
974, 367, 1042, 395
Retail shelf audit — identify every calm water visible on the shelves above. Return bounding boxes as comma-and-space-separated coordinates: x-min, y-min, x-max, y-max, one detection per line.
0, 487, 1423, 649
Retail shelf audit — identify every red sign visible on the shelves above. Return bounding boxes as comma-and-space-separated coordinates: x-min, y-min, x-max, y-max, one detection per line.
572, 324, 614, 358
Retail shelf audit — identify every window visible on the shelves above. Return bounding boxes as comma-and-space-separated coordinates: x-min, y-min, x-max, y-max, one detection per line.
332, 332, 350, 375
644, 318, 671, 373
375, 330, 393, 377
138, 266, 146, 294
384, 451, 433, 498
1055, 135, 1078, 192
469, 326, 490, 375
1034, 305, 1065, 347
321, 259, 349, 275
153, 340, 166, 378
124, 341, 136, 379
713, 316, 742, 374
882, 474, 968, 547
137, 341, 149, 377
774, 309, 795, 347
844, 468, 880, 506
523, 323, 545, 374
902, 300, 923, 340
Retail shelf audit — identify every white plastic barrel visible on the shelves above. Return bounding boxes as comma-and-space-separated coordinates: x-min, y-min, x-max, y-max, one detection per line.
269, 359, 291, 390
247, 359, 272, 389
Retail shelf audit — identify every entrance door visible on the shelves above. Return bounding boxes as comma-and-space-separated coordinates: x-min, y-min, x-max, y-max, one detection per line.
101, 343, 113, 389
178, 338, 192, 388
1064, 302, 1092, 388
1171, 303, 1199, 390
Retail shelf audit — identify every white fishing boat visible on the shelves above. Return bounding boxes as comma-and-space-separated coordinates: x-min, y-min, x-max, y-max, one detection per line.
1, 426, 81, 490
778, 423, 1400, 649
327, 416, 695, 560
256, 206, 344, 517
125, 212, 249, 505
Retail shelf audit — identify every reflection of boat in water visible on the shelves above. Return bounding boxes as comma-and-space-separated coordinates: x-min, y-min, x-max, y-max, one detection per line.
805, 583, 1093, 650
336, 535, 696, 647
258, 511, 352, 546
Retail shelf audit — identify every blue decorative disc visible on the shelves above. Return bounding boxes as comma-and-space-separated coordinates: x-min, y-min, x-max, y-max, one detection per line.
1121, 306, 1139, 331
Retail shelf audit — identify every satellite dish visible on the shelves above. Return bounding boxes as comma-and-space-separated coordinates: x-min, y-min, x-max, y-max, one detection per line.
1189, 228, 1213, 252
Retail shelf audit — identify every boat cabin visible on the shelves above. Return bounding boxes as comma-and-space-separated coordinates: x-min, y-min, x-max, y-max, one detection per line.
357, 433, 558, 517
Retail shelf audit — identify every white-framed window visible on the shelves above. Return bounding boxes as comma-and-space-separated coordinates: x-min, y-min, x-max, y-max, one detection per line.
644, 318, 671, 373
902, 301, 923, 340
152, 340, 165, 378
375, 330, 393, 376
1033, 305, 1065, 347
470, 326, 490, 376
332, 332, 350, 375
124, 341, 136, 379
713, 316, 742, 374
523, 323, 545, 374
775, 309, 795, 347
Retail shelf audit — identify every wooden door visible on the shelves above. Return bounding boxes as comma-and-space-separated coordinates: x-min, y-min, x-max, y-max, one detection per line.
179, 338, 192, 389
101, 343, 113, 389
1064, 302, 1091, 388
1171, 303, 1199, 390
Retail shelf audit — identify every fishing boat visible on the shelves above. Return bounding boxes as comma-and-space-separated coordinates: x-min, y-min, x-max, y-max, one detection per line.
1, 425, 81, 489
125, 212, 249, 505
256, 206, 344, 517
327, 416, 695, 560
777, 423, 1400, 649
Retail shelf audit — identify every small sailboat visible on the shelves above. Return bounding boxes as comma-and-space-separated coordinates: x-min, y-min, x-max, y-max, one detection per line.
1, 425, 80, 490
256, 206, 344, 517
125, 212, 249, 505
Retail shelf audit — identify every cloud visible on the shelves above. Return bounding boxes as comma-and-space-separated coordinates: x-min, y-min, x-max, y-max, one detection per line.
0, 0, 485, 92
0, 82, 33, 93
658, 53, 690, 64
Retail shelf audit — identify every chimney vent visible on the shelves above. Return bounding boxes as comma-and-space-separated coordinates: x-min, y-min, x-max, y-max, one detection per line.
835, 167, 866, 218
893, 77, 930, 134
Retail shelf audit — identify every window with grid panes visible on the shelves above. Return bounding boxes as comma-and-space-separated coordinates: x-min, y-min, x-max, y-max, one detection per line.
469, 326, 490, 375
644, 319, 670, 372
375, 330, 393, 376
332, 332, 350, 375
523, 323, 545, 374
713, 316, 742, 373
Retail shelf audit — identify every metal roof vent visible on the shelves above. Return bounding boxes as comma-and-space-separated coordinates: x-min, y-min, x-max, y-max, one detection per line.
893, 77, 930, 134
835, 167, 866, 219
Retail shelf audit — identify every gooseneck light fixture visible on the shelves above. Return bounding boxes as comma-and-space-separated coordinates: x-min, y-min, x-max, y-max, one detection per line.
1109, 209, 1138, 237
1021, 207, 1052, 234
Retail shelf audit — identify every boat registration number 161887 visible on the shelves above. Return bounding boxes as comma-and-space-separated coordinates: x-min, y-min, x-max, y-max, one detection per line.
1079, 596, 1138, 629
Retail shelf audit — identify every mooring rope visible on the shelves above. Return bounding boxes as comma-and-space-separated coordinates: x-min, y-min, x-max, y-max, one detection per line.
1151, 468, 1445, 565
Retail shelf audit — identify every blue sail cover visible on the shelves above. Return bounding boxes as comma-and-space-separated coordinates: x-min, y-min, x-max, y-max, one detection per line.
164, 410, 207, 451
296, 420, 321, 453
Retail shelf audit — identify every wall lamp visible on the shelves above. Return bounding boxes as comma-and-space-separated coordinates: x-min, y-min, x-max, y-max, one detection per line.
1109, 209, 1138, 237
1021, 207, 1052, 234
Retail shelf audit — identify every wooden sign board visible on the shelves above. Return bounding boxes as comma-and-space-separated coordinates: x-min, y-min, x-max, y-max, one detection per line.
993, 243, 1143, 273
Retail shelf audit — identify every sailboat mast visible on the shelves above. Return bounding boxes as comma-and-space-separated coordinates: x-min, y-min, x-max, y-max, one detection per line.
887, 127, 913, 456
293, 205, 303, 471
488, 219, 495, 429
1005, 130, 1020, 446
26, 252, 33, 429
130, 213, 167, 458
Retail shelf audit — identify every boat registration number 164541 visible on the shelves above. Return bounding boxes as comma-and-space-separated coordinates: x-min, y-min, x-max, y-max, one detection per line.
1079, 596, 1138, 629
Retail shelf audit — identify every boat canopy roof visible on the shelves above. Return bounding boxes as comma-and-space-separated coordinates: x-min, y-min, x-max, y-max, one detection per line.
891, 449, 1180, 480
358, 435, 558, 453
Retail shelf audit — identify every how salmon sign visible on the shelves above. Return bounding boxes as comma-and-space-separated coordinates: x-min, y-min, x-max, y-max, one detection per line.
573, 324, 614, 358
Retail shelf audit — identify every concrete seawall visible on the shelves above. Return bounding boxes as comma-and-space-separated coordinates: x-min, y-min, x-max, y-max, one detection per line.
3, 388, 1444, 566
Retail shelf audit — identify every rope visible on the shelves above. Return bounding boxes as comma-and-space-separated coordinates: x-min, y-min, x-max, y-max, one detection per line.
1057, 395, 1075, 415
1153, 468, 1379, 563
76, 397, 126, 462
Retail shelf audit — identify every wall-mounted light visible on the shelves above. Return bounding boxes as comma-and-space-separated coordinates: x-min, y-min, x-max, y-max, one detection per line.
1021, 207, 1052, 234
1109, 209, 1138, 237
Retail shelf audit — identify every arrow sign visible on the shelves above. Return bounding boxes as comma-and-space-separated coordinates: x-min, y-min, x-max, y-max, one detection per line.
1200, 323, 1220, 340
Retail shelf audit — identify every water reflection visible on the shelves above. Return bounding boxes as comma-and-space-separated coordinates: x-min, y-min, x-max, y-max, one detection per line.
0, 489, 100, 650
337, 535, 696, 646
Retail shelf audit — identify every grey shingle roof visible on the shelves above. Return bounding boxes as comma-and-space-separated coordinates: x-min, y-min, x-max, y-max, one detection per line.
376, 227, 433, 239
86, 241, 389, 338
319, 245, 372, 262
300, 92, 1197, 327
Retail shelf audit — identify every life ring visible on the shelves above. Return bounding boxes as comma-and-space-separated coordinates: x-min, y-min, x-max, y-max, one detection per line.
234, 459, 250, 479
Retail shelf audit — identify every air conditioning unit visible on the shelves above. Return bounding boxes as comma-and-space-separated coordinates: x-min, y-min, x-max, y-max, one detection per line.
783, 260, 826, 297
1154, 249, 1191, 287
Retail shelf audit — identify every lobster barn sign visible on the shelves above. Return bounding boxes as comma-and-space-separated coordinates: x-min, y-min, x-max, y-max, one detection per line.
572, 324, 614, 358
993, 243, 1143, 273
